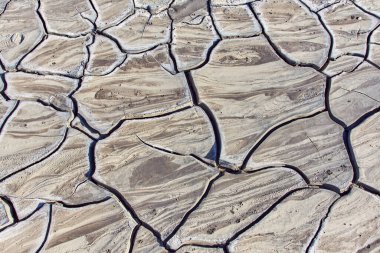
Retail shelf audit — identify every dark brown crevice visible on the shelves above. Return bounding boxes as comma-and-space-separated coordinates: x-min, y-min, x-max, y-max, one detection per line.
0, 0, 11, 17
44, 31, 91, 39
69, 93, 102, 138
324, 64, 361, 188
363, 23, 380, 61
167, 8, 179, 74
163, 172, 224, 246
211, 1, 256, 8
70, 124, 97, 141
222, 34, 261, 40
136, 135, 186, 157
190, 154, 217, 168
225, 187, 308, 247
184, 71, 200, 105
356, 182, 380, 197
85, 139, 97, 178
176, 242, 225, 251
0, 127, 69, 183
87, 0, 99, 26
350, 0, 380, 20
315, 1, 341, 13
332, 22, 380, 76
128, 224, 141, 253
6, 68, 78, 79
0, 66, 10, 99
343, 127, 360, 184
35, 99, 67, 112
0, 91, 9, 101
326, 53, 365, 78
98, 30, 172, 56
185, 38, 221, 72
244, 164, 311, 185
35, 0, 48, 35
137, 133, 217, 169
313, 183, 343, 195
207, 0, 223, 40
324, 76, 347, 128
136, 131, 220, 172
0, 195, 19, 223
182, 16, 206, 26
199, 103, 222, 166
81, 34, 96, 78
167, 43, 179, 74
0, 58, 6, 72
245, 164, 342, 194
184, 70, 221, 165
240, 109, 326, 170
305, 191, 348, 253
35, 204, 52, 253
365, 58, 380, 70
67, 64, 102, 139
348, 105, 380, 131
0, 99, 19, 135
53, 196, 111, 208
71, 104, 101, 136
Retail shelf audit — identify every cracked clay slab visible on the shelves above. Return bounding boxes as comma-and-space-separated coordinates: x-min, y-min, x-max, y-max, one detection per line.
0, 0, 45, 69
229, 188, 339, 253
254, 0, 330, 67
93, 108, 218, 239
0, 102, 70, 180
167, 167, 307, 248
329, 62, 380, 126
39, 0, 96, 36
104, 9, 172, 53
351, 112, 380, 191
0, 128, 110, 205
42, 199, 137, 253
192, 36, 326, 168
19, 35, 92, 78
74, 45, 192, 133
312, 187, 380, 253
5, 72, 77, 110
246, 112, 353, 192
0, 204, 50, 253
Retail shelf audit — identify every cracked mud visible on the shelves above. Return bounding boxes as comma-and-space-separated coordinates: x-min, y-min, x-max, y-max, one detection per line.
0, 0, 379, 252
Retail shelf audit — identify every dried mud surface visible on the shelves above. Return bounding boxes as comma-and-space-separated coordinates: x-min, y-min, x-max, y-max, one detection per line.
0, 0, 379, 252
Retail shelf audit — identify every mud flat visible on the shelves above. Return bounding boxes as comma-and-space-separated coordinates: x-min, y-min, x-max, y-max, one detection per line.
0, 0, 379, 252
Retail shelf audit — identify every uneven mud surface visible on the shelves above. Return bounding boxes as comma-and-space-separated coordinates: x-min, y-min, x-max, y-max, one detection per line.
0, 0, 379, 252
